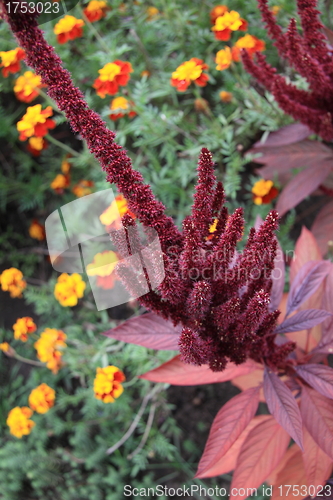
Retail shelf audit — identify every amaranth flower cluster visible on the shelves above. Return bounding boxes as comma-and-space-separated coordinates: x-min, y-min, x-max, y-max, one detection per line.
3, 1, 295, 372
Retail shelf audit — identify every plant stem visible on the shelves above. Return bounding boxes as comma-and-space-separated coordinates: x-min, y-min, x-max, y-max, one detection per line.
45, 134, 80, 157
81, 9, 112, 55
14, 353, 44, 367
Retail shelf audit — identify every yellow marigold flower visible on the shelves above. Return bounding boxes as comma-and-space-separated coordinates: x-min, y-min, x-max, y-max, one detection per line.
212, 11, 242, 32
93, 365, 125, 403
17, 104, 55, 141
0, 268, 26, 298
146, 6, 159, 19
0, 48, 25, 77
14, 71, 44, 103
72, 180, 94, 197
83, 0, 109, 22
29, 219, 45, 241
50, 173, 70, 193
99, 194, 134, 228
34, 328, 67, 374
252, 179, 279, 205
93, 61, 133, 98
220, 90, 233, 102
0, 342, 10, 352
53, 15, 85, 44
271, 5, 281, 15
54, 273, 86, 307
28, 136, 46, 154
109, 96, 136, 121
215, 47, 232, 71
210, 5, 228, 24
171, 58, 209, 92
13, 317, 37, 342
28, 383, 56, 414
7, 407, 35, 438
231, 34, 266, 62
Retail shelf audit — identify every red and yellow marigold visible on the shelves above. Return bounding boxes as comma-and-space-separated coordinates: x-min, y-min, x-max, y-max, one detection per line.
83, 0, 108, 22
86, 250, 119, 289
29, 219, 45, 240
0, 48, 25, 77
14, 71, 44, 103
252, 179, 279, 205
28, 383, 56, 414
53, 15, 85, 44
93, 60, 133, 98
50, 173, 70, 193
99, 194, 134, 229
0, 268, 26, 298
231, 34, 266, 62
7, 407, 35, 438
54, 273, 86, 307
211, 11, 247, 41
34, 328, 67, 374
72, 179, 94, 197
17, 104, 56, 141
93, 365, 125, 403
27, 136, 48, 156
215, 47, 233, 71
210, 5, 228, 24
171, 58, 209, 92
13, 317, 37, 342
109, 96, 136, 121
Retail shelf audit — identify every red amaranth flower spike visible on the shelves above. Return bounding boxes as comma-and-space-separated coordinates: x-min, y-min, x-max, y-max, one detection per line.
3, 0, 295, 371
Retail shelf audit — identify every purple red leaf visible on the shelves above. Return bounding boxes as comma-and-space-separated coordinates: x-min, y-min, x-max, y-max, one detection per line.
139, 356, 257, 385
274, 309, 332, 335
252, 123, 313, 149
311, 201, 333, 257
263, 368, 303, 450
195, 387, 260, 478
296, 364, 333, 400
101, 312, 181, 350
303, 426, 333, 490
230, 416, 290, 499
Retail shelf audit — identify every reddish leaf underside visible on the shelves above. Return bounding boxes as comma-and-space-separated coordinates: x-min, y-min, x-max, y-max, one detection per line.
303, 426, 333, 490
311, 200, 333, 256
196, 415, 271, 478
275, 160, 332, 217
296, 364, 333, 400
301, 386, 333, 460
139, 356, 257, 385
229, 416, 290, 500
270, 445, 308, 499
263, 368, 303, 450
195, 387, 260, 478
101, 312, 181, 350
274, 309, 332, 335
289, 227, 322, 284
252, 123, 312, 149
318, 263, 333, 350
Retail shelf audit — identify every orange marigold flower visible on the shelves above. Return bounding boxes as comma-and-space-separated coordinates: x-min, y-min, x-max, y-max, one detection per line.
271, 5, 281, 15
29, 219, 45, 241
17, 104, 56, 141
53, 15, 85, 44
83, 0, 109, 22
27, 136, 48, 156
6, 407, 35, 438
220, 90, 233, 102
14, 71, 44, 103
146, 6, 159, 19
210, 5, 228, 24
54, 273, 86, 307
93, 365, 125, 403
0, 268, 26, 298
61, 154, 71, 174
93, 60, 133, 98
0, 342, 10, 352
231, 34, 266, 62
171, 58, 209, 92
13, 317, 37, 342
72, 179, 94, 197
28, 383, 56, 414
0, 48, 25, 77
211, 11, 245, 41
252, 179, 279, 205
109, 96, 136, 121
34, 328, 67, 374
50, 173, 70, 193
194, 97, 210, 115
86, 250, 119, 289
215, 47, 233, 71
141, 70, 150, 77
99, 193, 135, 229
